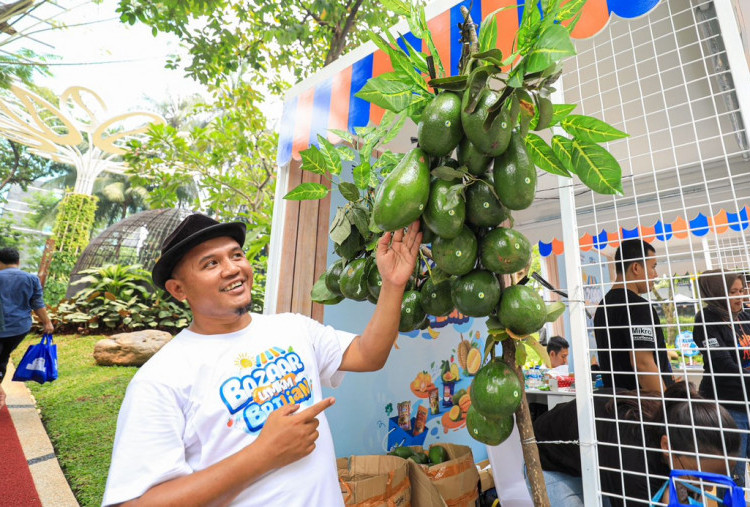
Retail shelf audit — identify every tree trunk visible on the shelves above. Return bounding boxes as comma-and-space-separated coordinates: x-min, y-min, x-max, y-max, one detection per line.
502, 339, 551, 507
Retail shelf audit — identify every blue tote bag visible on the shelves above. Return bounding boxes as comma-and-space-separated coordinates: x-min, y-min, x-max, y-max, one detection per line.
652, 469, 745, 506
12, 334, 58, 384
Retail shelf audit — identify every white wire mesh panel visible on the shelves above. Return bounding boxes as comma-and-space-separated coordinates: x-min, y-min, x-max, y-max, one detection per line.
556, 0, 750, 505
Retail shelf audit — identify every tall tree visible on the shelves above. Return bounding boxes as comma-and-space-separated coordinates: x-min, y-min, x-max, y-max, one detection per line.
126, 81, 276, 262
0, 139, 67, 197
117, 0, 399, 87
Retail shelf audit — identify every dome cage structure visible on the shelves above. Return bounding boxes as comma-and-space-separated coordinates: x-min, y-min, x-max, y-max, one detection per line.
65, 208, 194, 299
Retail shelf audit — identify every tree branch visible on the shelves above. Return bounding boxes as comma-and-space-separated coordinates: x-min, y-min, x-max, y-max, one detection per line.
0, 141, 22, 192
324, 0, 365, 65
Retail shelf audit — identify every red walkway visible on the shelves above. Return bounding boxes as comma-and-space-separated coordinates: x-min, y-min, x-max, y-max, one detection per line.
0, 405, 41, 506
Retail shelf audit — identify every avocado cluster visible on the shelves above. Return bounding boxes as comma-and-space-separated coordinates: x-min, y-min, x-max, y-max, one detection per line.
323, 88, 547, 341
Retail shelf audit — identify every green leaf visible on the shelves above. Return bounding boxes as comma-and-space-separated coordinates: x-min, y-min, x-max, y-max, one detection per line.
518, 0, 542, 51
284, 182, 329, 200
515, 342, 527, 366
472, 49, 504, 67
559, 0, 587, 21
353, 161, 372, 189
329, 128, 354, 144
525, 133, 571, 177
311, 275, 341, 303
381, 113, 407, 146
354, 73, 414, 113
486, 316, 504, 331
329, 208, 351, 245
532, 93, 553, 131
478, 10, 499, 53
300, 145, 328, 175
431, 166, 465, 181
560, 115, 629, 143
444, 184, 464, 209
551, 135, 576, 174
399, 33, 429, 75
525, 24, 576, 74
420, 9, 445, 78
348, 205, 371, 238
318, 135, 342, 176
337, 146, 356, 161
381, 0, 410, 16
549, 104, 577, 126
570, 139, 624, 195
523, 336, 551, 368
545, 301, 566, 322
483, 336, 496, 363
429, 75, 468, 91
339, 182, 360, 202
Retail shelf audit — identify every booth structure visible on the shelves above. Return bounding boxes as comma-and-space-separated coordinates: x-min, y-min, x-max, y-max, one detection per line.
267, 0, 750, 504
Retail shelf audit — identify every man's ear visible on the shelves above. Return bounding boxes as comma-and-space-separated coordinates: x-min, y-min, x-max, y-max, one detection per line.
628, 261, 642, 280
660, 434, 670, 456
165, 278, 187, 302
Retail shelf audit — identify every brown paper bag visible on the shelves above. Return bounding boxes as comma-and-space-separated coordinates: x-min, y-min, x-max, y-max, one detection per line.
338, 455, 411, 506
421, 444, 480, 507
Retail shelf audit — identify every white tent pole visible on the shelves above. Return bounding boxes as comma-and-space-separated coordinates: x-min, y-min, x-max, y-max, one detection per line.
264, 162, 290, 315
558, 178, 602, 506
714, 0, 750, 148
552, 79, 601, 503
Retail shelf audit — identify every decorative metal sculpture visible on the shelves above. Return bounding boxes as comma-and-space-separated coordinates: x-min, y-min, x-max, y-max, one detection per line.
66, 208, 194, 298
0, 85, 165, 194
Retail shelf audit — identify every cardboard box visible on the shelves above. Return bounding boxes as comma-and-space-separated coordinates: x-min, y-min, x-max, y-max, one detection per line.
404, 444, 480, 507
337, 455, 411, 506
476, 459, 494, 492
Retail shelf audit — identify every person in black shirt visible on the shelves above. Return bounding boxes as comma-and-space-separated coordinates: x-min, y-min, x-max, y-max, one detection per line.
594, 239, 674, 393
692, 269, 750, 486
532, 383, 740, 506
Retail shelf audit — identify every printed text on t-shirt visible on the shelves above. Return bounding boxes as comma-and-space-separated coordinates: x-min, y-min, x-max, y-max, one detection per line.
219, 347, 313, 433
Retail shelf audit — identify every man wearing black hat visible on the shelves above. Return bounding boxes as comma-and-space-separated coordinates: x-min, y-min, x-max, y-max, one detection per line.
103, 213, 422, 506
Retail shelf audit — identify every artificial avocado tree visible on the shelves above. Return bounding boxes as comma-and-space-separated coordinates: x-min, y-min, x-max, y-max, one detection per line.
285, 1, 627, 504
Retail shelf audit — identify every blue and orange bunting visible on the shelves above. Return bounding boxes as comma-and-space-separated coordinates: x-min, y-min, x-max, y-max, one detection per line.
539, 240, 553, 257
537, 206, 750, 257
593, 229, 608, 250
277, 0, 666, 166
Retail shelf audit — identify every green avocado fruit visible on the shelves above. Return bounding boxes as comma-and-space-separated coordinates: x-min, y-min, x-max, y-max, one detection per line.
373, 148, 430, 231
338, 258, 369, 301
480, 227, 531, 275
390, 446, 414, 459
493, 130, 536, 211
469, 358, 523, 419
457, 137, 492, 176
423, 178, 466, 239
451, 269, 501, 317
466, 407, 514, 446
428, 445, 450, 465
497, 284, 546, 336
465, 178, 509, 228
431, 226, 478, 276
399, 290, 426, 333
324, 258, 347, 296
418, 92, 463, 157
419, 278, 454, 317
461, 88, 512, 157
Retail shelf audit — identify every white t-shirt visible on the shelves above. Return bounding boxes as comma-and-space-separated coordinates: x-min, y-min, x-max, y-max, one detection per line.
102, 312, 356, 506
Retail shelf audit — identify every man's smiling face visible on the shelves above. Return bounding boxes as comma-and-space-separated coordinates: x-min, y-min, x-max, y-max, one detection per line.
165, 236, 254, 329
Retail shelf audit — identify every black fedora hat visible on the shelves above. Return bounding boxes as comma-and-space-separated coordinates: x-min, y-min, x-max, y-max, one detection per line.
152, 213, 246, 291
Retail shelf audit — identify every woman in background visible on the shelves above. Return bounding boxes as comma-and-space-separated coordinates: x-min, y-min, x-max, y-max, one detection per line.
693, 269, 750, 486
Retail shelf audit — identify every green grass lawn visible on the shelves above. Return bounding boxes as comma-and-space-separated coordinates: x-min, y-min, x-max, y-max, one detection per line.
11, 334, 138, 507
